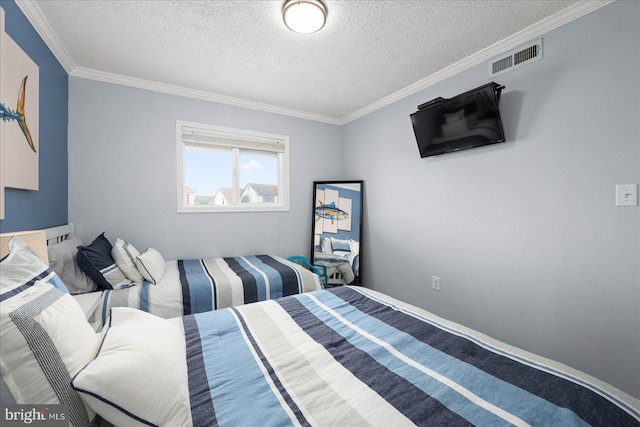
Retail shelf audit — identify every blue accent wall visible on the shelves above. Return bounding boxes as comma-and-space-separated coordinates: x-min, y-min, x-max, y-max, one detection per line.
0, 0, 68, 232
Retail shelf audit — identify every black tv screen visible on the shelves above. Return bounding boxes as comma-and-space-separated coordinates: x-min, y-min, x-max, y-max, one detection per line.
411, 82, 505, 158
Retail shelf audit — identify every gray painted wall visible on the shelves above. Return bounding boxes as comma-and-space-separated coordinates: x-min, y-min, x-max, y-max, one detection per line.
342, 1, 639, 398
68, 78, 343, 260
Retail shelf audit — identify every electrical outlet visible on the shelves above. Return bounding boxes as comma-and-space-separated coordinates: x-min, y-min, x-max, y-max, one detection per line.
432, 276, 441, 291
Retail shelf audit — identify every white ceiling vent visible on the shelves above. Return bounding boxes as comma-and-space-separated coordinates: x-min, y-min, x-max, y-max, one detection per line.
489, 39, 543, 77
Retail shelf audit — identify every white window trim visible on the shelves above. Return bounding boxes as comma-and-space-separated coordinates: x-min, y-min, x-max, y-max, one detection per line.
176, 120, 290, 213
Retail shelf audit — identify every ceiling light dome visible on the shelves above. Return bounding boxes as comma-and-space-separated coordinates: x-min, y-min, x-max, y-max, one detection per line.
282, 0, 327, 34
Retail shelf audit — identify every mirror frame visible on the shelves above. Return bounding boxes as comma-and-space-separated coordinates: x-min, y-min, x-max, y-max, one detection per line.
310, 180, 363, 285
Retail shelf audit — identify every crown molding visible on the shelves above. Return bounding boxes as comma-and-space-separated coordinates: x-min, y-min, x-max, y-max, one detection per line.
14, 0, 610, 126
14, 0, 76, 73
13, 0, 339, 124
70, 67, 342, 125
340, 0, 613, 124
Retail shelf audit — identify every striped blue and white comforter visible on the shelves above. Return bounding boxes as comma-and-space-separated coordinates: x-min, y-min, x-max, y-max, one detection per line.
181, 286, 639, 426
99, 255, 321, 322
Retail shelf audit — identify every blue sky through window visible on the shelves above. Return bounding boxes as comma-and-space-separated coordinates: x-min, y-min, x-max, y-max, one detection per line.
184, 149, 277, 196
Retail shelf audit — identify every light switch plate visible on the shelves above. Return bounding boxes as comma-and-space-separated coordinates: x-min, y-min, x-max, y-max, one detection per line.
616, 184, 638, 207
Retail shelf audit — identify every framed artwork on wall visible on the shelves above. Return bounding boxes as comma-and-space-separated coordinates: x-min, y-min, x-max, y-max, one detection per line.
0, 9, 39, 194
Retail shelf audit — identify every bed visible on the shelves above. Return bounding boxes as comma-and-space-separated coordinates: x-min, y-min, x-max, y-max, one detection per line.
1, 224, 323, 326
313, 251, 357, 285
1, 277, 638, 427
97, 254, 322, 324
2, 228, 639, 426
314, 236, 360, 285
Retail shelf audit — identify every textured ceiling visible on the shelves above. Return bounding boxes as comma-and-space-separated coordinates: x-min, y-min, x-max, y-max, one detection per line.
19, 0, 599, 123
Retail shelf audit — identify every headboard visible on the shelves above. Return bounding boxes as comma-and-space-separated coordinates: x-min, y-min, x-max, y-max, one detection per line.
43, 223, 76, 245
0, 223, 75, 263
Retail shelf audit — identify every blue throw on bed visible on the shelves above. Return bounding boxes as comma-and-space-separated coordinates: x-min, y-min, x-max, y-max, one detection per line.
181, 287, 639, 426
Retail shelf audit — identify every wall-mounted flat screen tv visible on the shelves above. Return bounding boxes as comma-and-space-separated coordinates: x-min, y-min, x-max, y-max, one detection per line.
411, 82, 505, 158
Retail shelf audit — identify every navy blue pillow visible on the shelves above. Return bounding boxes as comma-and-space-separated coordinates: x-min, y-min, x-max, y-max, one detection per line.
76, 233, 116, 290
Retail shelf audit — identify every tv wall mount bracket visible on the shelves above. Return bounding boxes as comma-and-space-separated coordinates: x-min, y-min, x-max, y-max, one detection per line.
417, 82, 505, 111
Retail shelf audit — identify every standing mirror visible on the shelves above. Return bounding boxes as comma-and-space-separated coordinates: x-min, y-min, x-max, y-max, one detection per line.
311, 181, 363, 286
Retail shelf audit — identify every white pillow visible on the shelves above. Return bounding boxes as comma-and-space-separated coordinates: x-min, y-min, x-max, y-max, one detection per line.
111, 238, 145, 283
0, 280, 98, 426
135, 248, 166, 285
321, 238, 332, 254
71, 308, 191, 427
349, 239, 360, 255
1, 236, 70, 295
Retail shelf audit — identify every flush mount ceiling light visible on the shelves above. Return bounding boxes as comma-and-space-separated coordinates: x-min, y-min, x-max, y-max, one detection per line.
282, 0, 327, 34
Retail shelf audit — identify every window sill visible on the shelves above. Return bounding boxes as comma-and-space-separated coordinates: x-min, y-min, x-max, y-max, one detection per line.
177, 205, 290, 213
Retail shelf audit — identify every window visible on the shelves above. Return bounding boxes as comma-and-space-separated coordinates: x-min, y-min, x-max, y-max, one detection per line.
177, 121, 289, 213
